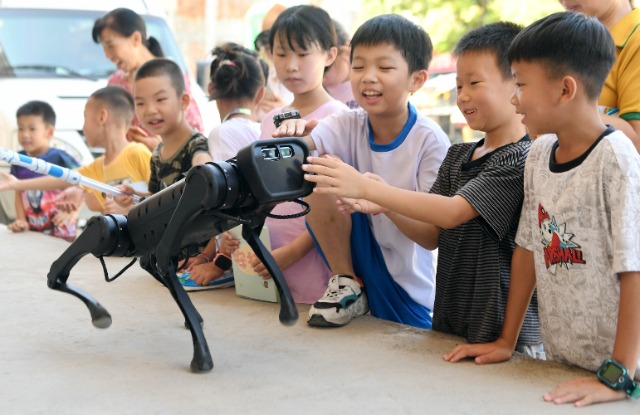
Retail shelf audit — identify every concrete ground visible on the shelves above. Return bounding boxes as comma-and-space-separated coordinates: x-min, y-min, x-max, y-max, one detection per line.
1, 225, 638, 414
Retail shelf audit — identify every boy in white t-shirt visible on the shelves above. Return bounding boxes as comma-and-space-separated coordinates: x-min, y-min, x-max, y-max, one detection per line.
303, 22, 543, 355
275, 14, 450, 328
444, 12, 640, 407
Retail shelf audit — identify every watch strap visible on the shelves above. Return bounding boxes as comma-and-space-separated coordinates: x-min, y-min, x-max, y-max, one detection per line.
629, 381, 640, 399
597, 358, 640, 399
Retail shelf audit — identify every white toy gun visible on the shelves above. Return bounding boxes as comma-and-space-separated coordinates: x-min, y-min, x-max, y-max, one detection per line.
0, 148, 140, 202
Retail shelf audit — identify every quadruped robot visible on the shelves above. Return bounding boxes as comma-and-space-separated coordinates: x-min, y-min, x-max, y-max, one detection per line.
46, 139, 312, 372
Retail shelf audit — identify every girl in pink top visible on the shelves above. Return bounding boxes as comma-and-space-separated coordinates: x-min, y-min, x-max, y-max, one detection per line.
253, 5, 348, 304
92, 8, 203, 151
323, 19, 359, 110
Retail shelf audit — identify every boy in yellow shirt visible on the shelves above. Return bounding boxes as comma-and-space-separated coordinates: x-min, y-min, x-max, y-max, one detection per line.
0, 87, 151, 215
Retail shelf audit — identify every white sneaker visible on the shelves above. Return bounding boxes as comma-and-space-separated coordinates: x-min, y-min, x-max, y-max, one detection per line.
307, 274, 368, 327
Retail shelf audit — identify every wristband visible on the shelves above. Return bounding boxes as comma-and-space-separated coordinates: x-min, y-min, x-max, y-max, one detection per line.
197, 253, 212, 263
273, 110, 301, 128
596, 358, 640, 399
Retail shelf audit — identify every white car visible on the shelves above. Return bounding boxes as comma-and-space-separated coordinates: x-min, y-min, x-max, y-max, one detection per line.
0, 2, 216, 223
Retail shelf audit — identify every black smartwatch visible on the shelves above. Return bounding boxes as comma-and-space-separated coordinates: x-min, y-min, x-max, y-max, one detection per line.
273, 110, 301, 128
213, 253, 232, 271
596, 358, 640, 399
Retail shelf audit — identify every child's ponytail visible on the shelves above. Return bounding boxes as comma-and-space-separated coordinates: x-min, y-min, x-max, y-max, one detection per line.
209, 43, 267, 101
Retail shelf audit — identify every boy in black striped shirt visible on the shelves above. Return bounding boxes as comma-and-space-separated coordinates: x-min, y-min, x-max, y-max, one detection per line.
445, 12, 640, 407
303, 22, 542, 354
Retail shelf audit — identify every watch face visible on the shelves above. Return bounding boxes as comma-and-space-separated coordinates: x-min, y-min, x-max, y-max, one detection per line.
600, 361, 624, 384
281, 110, 300, 120
214, 254, 232, 271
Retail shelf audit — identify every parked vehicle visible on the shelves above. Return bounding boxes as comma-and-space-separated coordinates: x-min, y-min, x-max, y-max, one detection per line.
0, 1, 215, 223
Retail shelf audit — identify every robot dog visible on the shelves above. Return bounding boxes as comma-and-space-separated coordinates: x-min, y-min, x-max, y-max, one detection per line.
46, 139, 312, 372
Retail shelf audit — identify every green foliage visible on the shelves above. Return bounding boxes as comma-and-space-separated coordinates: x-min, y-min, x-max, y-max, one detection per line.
361, 0, 564, 53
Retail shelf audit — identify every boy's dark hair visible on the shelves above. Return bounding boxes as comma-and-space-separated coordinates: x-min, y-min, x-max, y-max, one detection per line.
16, 100, 56, 127
350, 14, 433, 74
92, 8, 164, 58
254, 29, 270, 52
454, 22, 523, 80
90, 86, 135, 127
209, 43, 268, 101
508, 11, 615, 100
135, 58, 186, 96
268, 5, 336, 53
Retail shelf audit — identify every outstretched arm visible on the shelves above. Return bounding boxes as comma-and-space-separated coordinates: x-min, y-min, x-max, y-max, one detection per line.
0, 172, 70, 192
272, 118, 318, 151
333, 174, 442, 249
384, 212, 441, 250
303, 156, 478, 229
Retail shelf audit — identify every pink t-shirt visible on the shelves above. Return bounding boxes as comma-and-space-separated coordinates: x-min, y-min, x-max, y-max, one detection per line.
260, 100, 348, 304
108, 70, 204, 133
326, 80, 359, 110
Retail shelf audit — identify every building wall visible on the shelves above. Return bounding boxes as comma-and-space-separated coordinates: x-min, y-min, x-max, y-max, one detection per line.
168, 0, 362, 76
171, 0, 260, 75
173, 0, 207, 75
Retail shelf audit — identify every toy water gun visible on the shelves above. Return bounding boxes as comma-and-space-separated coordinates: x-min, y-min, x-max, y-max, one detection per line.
0, 148, 140, 202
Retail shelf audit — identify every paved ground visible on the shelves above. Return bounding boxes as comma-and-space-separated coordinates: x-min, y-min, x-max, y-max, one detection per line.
1, 225, 638, 414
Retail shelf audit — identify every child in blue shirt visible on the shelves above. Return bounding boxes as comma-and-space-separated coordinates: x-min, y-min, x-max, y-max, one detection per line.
9, 100, 79, 241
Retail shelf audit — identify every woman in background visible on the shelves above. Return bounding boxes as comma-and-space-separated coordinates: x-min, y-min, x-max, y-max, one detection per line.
92, 7, 203, 151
